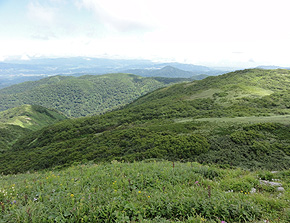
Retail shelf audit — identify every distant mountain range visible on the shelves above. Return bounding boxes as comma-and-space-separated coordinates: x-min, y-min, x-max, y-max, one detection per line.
0, 57, 229, 75
123, 66, 209, 79
0, 57, 233, 88
257, 65, 290, 70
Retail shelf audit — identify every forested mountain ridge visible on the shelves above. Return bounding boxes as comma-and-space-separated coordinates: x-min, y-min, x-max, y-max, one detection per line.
0, 105, 67, 152
1, 69, 290, 173
0, 73, 187, 117
123, 66, 209, 79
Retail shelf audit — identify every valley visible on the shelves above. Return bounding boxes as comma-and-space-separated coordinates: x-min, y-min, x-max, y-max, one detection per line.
0, 73, 187, 117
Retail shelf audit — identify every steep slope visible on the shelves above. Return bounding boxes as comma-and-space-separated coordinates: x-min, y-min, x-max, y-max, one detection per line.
1, 69, 290, 173
0, 73, 187, 117
0, 105, 67, 152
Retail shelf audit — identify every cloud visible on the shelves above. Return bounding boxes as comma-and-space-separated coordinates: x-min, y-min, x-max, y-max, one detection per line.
75, 0, 153, 33
27, 1, 57, 25
26, 0, 81, 40
248, 58, 255, 63
31, 28, 57, 40
49, 0, 67, 4
232, 52, 244, 54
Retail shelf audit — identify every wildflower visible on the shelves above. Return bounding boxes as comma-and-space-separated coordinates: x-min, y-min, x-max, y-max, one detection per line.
148, 195, 150, 198
138, 191, 141, 194
221, 221, 227, 223
70, 194, 74, 198
195, 181, 199, 184
33, 198, 38, 201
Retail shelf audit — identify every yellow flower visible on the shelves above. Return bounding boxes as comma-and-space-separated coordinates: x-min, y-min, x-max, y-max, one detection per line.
148, 195, 150, 198
138, 191, 141, 194
70, 194, 74, 197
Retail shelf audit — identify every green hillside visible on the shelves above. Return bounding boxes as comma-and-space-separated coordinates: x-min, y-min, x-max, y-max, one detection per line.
0, 73, 187, 117
0, 104, 67, 130
1, 69, 290, 173
0, 105, 67, 152
0, 124, 28, 152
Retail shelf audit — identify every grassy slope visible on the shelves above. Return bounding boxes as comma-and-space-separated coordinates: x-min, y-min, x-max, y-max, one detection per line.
1, 69, 290, 173
0, 105, 67, 152
0, 104, 67, 130
0, 73, 187, 118
0, 161, 289, 222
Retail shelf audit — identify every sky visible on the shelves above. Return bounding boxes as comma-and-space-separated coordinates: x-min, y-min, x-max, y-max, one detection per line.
1, 0, 290, 68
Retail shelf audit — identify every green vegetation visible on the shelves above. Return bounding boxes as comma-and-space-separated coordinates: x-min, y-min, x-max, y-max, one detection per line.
0, 73, 187, 118
0, 124, 28, 152
0, 69, 290, 173
0, 104, 67, 131
1, 68, 290, 222
0, 161, 289, 222
0, 105, 67, 152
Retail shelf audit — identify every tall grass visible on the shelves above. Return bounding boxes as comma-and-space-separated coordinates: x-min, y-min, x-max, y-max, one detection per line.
0, 161, 289, 222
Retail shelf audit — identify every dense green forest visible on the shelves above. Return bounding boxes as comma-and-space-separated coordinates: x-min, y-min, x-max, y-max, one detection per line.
0, 73, 188, 117
0, 105, 67, 152
0, 69, 290, 174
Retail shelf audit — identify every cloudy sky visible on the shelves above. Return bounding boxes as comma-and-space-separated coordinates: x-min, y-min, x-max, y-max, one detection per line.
1, 0, 290, 67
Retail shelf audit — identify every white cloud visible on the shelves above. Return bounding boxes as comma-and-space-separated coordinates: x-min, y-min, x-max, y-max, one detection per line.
49, 0, 67, 4
76, 0, 154, 33
1, 0, 290, 68
27, 1, 57, 25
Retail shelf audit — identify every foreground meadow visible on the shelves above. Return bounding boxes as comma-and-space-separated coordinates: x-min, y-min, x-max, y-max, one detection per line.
0, 161, 289, 222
